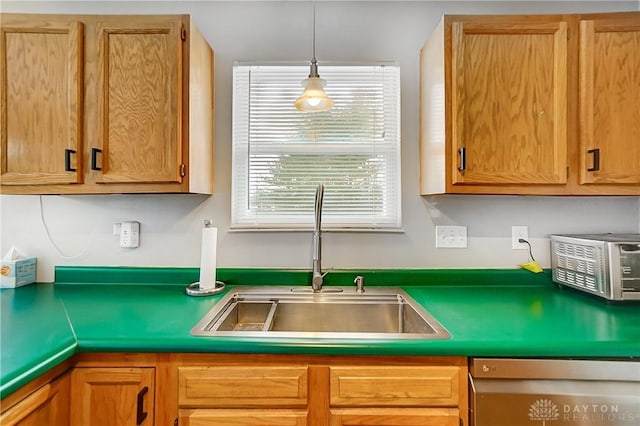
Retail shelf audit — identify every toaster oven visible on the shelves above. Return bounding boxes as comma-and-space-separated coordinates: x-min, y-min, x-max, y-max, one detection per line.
550, 234, 640, 301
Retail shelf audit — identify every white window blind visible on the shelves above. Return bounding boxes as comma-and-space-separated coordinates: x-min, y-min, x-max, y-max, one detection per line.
232, 63, 401, 230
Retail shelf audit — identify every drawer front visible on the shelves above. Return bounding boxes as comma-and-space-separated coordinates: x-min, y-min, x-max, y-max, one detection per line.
330, 366, 460, 407
330, 407, 460, 426
178, 366, 308, 407
179, 409, 308, 426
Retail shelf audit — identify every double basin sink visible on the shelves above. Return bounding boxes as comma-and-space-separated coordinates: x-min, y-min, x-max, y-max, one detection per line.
191, 286, 450, 339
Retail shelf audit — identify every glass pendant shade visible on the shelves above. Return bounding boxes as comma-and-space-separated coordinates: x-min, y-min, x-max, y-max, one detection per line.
294, 3, 333, 113
294, 75, 334, 112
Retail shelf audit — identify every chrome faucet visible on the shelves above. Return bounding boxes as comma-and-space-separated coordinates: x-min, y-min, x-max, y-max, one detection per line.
311, 183, 324, 292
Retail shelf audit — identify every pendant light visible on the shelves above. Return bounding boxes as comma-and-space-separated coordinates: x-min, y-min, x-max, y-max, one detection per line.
294, 2, 334, 112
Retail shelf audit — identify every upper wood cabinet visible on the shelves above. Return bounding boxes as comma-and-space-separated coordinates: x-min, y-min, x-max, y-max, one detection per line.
0, 14, 214, 194
579, 14, 640, 186
420, 12, 640, 195
0, 16, 84, 187
93, 19, 184, 186
450, 19, 568, 187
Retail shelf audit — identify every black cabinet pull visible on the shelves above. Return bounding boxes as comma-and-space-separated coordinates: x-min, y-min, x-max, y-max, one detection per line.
91, 148, 102, 171
64, 149, 76, 172
458, 147, 466, 172
587, 148, 600, 172
136, 386, 148, 425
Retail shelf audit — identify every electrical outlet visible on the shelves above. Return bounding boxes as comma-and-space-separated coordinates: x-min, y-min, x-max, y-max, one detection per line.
435, 225, 467, 248
120, 221, 140, 248
512, 225, 529, 249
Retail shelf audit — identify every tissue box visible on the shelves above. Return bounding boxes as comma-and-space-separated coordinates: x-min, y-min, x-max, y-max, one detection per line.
1, 257, 37, 288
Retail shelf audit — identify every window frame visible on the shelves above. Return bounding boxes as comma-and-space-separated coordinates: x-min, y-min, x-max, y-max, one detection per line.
231, 62, 402, 231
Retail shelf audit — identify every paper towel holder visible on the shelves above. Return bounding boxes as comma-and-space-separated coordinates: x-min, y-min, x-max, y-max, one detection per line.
185, 219, 226, 297
185, 280, 226, 297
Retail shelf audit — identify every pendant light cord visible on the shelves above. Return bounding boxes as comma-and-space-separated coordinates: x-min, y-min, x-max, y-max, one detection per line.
308, 1, 319, 78
312, 1, 316, 62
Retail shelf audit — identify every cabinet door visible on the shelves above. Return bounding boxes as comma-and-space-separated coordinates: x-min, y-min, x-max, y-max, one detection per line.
93, 18, 183, 184
579, 14, 640, 185
70, 367, 154, 426
179, 409, 308, 426
330, 408, 459, 426
0, 17, 83, 186
450, 19, 568, 185
0, 373, 70, 426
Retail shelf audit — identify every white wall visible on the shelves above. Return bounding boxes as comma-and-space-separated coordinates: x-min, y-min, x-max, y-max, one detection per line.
2, 1, 639, 282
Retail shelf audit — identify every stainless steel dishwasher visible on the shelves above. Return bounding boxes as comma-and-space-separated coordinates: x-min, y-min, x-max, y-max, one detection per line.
470, 358, 640, 426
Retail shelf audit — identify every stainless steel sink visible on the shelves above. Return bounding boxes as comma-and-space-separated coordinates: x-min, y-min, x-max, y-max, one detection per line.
190, 287, 450, 339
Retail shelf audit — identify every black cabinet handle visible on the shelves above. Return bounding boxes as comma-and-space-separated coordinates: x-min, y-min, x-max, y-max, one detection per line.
64, 149, 76, 172
91, 148, 102, 171
458, 147, 466, 172
587, 148, 600, 172
136, 386, 148, 425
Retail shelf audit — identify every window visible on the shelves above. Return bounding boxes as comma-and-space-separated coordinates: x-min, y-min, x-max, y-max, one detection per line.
232, 63, 401, 230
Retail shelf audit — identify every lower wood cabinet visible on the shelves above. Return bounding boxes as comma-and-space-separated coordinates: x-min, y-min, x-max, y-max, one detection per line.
179, 409, 308, 426
175, 354, 468, 426
70, 367, 154, 426
1, 353, 468, 426
177, 360, 310, 425
0, 371, 70, 426
0, 354, 167, 426
329, 365, 462, 406
329, 408, 460, 426
178, 365, 308, 407
328, 365, 463, 426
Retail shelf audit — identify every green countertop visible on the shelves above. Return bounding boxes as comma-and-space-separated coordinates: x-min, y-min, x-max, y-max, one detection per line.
1, 267, 639, 399
0, 284, 77, 399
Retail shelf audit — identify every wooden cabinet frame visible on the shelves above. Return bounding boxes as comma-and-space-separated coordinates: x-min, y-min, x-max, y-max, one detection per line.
0, 14, 214, 195
420, 12, 640, 195
175, 354, 469, 426
1, 353, 469, 426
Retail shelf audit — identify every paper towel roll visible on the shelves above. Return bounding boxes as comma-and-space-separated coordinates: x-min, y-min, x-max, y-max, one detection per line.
198, 220, 217, 290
